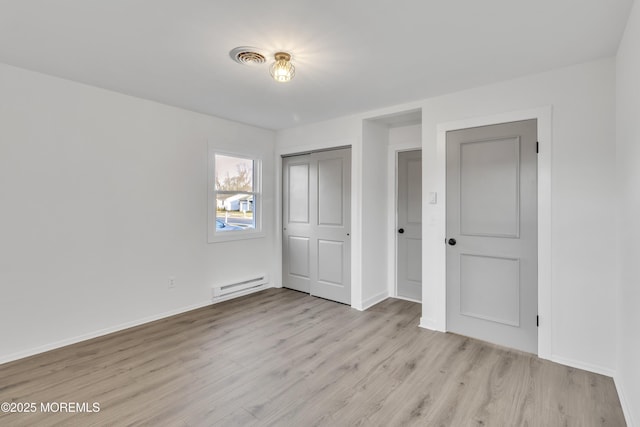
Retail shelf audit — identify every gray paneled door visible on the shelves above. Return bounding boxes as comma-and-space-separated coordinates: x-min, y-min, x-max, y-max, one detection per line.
396, 150, 422, 301
446, 120, 537, 353
282, 148, 351, 304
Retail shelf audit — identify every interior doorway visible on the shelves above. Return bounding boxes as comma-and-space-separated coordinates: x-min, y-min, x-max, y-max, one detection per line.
396, 149, 422, 302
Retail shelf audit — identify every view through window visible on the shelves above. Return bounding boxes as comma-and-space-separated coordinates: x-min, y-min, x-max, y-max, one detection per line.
214, 154, 257, 233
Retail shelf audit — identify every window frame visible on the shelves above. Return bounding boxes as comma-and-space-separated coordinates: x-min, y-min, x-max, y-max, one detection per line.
208, 150, 263, 243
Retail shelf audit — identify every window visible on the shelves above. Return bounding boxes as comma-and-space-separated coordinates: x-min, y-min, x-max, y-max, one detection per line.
208, 152, 262, 242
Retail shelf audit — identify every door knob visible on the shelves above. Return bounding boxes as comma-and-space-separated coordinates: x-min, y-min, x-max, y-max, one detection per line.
398, 228, 405, 234
448, 238, 456, 246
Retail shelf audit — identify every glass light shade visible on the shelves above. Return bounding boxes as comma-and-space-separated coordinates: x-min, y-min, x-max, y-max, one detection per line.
270, 52, 295, 82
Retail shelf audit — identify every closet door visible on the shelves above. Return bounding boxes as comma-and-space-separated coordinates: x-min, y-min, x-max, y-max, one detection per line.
282, 154, 312, 294
282, 148, 351, 304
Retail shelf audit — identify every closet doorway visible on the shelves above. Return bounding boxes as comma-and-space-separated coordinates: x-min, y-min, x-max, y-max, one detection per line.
282, 148, 351, 304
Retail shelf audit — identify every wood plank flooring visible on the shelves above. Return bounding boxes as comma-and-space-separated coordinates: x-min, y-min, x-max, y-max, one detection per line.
0, 288, 626, 426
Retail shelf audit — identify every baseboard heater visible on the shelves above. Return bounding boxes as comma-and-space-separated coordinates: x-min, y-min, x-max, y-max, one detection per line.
212, 274, 269, 301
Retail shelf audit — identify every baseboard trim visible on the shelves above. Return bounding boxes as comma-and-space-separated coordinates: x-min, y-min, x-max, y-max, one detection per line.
419, 317, 446, 332
419, 317, 432, 329
416, 323, 617, 379
394, 295, 421, 304
615, 375, 636, 427
0, 285, 281, 366
355, 291, 389, 311
0, 299, 219, 365
550, 354, 616, 378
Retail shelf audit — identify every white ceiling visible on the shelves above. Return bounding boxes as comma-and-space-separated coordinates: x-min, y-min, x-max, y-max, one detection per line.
0, 1, 633, 130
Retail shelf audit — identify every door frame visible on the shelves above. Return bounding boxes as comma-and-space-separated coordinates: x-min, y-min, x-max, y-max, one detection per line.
276, 140, 358, 305
387, 143, 422, 302
426, 106, 552, 360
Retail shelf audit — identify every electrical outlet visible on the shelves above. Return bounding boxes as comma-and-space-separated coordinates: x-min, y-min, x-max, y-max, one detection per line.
168, 276, 176, 289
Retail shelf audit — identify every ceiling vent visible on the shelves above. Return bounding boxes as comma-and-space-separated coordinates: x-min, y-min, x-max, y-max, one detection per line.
229, 47, 267, 65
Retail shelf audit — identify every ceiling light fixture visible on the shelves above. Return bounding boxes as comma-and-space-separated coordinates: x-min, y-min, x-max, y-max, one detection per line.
270, 52, 295, 83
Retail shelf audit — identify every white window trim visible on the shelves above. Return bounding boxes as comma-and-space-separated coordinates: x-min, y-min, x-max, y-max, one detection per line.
208, 149, 264, 243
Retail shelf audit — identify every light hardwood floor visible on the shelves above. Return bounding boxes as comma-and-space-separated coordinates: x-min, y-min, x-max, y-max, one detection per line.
0, 288, 626, 426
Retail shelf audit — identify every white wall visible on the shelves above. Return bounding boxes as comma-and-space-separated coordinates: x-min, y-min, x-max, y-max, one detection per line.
616, 1, 640, 424
360, 120, 389, 308
389, 124, 421, 147
276, 58, 617, 375
0, 63, 276, 363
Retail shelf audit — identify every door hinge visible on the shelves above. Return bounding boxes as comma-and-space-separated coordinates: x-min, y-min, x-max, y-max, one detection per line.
536, 315, 539, 327
536, 141, 539, 154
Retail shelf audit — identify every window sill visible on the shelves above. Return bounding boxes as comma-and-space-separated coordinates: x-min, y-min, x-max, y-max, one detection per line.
208, 230, 265, 243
